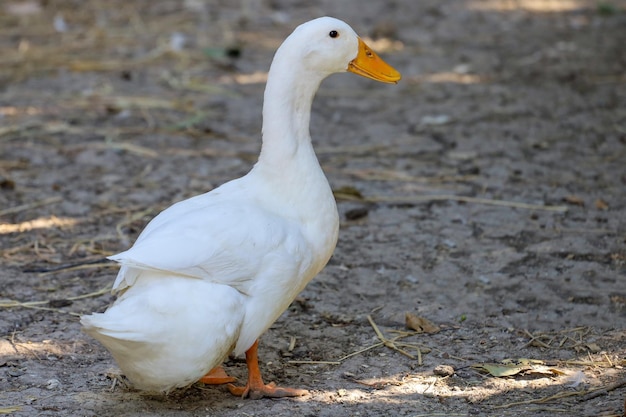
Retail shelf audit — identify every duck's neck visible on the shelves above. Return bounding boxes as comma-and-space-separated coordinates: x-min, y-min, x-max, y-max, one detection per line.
257, 52, 326, 167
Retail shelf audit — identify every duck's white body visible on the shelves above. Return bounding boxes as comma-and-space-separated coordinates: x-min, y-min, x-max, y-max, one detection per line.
81, 16, 399, 394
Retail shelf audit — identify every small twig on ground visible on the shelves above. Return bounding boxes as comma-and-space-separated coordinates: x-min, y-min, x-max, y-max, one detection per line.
334, 341, 385, 362
290, 321, 436, 366
0, 406, 22, 414
367, 315, 416, 359
9, 339, 42, 361
0, 196, 62, 217
23, 258, 110, 274
493, 391, 580, 409
523, 329, 552, 349
0, 285, 112, 316
37, 262, 114, 277
421, 376, 437, 394
494, 378, 626, 409
578, 379, 626, 402
563, 359, 626, 367
521, 407, 571, 414
522, 327, 594, 350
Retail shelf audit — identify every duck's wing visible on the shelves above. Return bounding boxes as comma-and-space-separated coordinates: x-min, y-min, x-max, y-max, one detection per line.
109, 196, 310, 293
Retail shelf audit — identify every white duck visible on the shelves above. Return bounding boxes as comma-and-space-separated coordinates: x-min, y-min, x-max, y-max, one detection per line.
81, 16, 400, 398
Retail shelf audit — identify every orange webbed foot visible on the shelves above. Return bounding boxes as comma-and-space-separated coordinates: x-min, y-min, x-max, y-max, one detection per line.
199, 366, 237, 385
228, 381, 308, 400
228, 340, 308, 399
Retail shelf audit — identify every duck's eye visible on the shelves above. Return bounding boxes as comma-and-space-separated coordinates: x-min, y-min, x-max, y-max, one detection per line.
329, 30, 338, 38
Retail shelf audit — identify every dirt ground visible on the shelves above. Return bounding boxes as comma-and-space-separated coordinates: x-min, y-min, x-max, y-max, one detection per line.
1, 1, 625, 416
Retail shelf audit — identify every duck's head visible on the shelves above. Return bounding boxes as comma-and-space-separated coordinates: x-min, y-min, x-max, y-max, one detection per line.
281, 17, 401, 84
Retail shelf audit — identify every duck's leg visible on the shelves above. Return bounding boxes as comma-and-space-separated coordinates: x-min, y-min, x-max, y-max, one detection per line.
199, 366, 237, 384
227, 340, 308, 399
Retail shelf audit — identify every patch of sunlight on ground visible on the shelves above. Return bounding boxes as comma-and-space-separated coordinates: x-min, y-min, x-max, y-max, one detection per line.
233, 71, 269, 85
0, 338, 71, 358
408, 72, 487, 84
0, 106, 42, 116
468, 0, 596, 12
310, 365, 624, 405
0, 216, 80, 234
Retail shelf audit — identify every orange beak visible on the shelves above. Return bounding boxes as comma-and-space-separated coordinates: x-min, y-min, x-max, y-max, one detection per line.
348, 38, 401, 84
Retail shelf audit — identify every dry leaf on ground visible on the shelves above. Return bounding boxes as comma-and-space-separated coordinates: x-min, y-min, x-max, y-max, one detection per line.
405, 312, 440, 333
